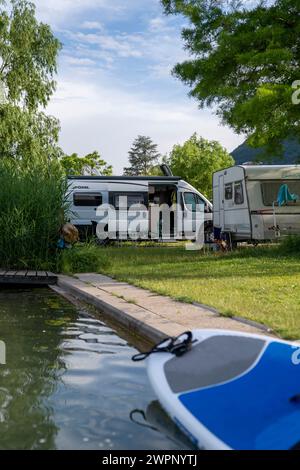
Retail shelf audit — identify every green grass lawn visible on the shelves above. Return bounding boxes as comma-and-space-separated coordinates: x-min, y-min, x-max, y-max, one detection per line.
96, 245, 300, 340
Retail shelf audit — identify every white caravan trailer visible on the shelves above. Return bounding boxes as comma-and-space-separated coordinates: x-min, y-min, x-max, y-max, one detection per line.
213, 165, 300, 242
67, 176, 213, 241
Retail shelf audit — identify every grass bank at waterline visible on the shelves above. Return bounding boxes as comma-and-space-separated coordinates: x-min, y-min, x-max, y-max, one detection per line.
95, 245, 300, 340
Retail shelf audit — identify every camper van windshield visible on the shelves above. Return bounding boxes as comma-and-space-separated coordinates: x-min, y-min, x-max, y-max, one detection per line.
261, 181, 300, 206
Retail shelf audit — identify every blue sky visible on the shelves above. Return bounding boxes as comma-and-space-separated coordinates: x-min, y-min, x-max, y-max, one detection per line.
34, 0, 244, 173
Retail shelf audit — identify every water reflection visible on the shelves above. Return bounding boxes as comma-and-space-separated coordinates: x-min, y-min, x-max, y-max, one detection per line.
0, 289, 66, 449
0, 288, 193, 450
130, 401, 195, 450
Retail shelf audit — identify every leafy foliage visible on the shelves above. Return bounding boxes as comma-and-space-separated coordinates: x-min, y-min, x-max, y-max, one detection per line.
0, 1, 64, 269
59, 243, 110, 274
124, 136, 160, 176
0, 1, 62, 164
61, 151, 113, 176
0, 0, 61, 110
161, 0, 300, 152
168, 133, 234, 198
280, 235, 300, 255
0, 104, 62, 162
232, 136, 300, 164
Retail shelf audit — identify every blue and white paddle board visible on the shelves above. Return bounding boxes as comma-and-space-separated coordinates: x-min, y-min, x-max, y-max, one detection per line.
147, 329, 300, 450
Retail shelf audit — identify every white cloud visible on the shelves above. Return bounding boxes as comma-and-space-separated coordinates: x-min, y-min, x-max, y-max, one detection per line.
148, 63, 173, 79
71, 32, 144, 59
33, 0, 243, 172
48, 75, 243, 173
64, 56, 96, 66
63, 25, 186, 70
34, 0, 148, 27
149, 16, 172, 32
81, 21, 103, 31
35, 0, 124, 17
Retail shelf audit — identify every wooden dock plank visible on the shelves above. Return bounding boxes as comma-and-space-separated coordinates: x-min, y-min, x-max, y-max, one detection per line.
0, 269, 57, 286
46, 272, 57, 278
36, 271, 47, 277
15, 271, 29, 277
26, 271, 37, 277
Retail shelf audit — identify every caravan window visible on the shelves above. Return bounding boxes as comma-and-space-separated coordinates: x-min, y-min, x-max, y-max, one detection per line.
73, 193, 102, 207
261, 181, 300, 206
225, 183, 233, 200
234, 182, 244, 205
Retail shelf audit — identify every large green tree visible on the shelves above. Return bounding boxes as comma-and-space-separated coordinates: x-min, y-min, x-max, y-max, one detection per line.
0, 0, 62, 162
162, 0, 300, 152
124, 136, 161, 176
61, 151, 113, 176
168, 133, 234, 199
0, 105, 61, 162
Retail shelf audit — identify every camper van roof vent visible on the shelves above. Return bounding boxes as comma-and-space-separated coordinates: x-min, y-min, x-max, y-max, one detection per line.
160, 164, 173, 177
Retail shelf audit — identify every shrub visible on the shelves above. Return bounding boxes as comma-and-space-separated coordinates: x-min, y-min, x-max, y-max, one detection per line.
280, 236, 300, 255
59, 244, 110, 274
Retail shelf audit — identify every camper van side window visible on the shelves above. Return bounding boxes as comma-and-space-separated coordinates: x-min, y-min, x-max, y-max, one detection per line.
74, 193, 102, 207
184, 192, 196, 212
184, 193, 204, 212
225, 183, 233, 200
113, 193, 145, 209
234, 182, 244, 205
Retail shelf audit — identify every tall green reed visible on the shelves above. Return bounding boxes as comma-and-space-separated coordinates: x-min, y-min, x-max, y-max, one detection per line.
0, 160, 67, 269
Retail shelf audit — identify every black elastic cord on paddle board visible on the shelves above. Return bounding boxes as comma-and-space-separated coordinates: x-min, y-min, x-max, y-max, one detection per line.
132, 331, 195, 362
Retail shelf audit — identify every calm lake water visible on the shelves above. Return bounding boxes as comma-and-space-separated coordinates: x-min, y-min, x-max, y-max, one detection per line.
0, 288, 193, 450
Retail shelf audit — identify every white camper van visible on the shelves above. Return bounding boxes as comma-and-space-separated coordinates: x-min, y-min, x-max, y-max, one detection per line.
67, 175, 213, 241
213, 165, 300, 242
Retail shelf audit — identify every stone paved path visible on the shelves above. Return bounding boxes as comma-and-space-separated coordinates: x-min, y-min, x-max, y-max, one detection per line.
57, 273, 274, 343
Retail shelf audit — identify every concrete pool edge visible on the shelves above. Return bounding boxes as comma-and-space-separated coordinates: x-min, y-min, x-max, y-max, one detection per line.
57, 274, 274, 344
57, 275, 169, 343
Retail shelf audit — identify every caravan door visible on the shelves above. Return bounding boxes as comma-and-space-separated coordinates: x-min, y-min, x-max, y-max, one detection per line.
218, 175, 225, 231
212, 173, 225, 233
